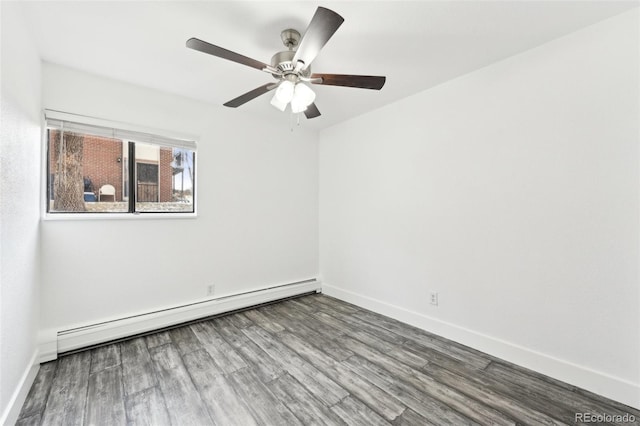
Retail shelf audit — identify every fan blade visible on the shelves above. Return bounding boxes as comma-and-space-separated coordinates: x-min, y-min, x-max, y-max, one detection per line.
311, 73, 386, 90
293, 7, 344, 69
187, 38, 271, 72
223, 83, 276, 108
304, 103, 321, 119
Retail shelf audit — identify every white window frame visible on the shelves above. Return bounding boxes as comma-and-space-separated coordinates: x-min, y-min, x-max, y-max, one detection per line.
41, 109, 198, 220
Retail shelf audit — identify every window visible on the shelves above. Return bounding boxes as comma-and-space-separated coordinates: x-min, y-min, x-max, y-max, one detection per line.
45, 111, 196, 215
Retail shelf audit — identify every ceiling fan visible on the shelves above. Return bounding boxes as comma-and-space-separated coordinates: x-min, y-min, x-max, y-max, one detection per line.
186, 6, 386, 119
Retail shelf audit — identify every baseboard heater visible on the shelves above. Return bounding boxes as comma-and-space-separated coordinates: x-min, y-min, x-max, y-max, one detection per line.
55, 279, 321, 357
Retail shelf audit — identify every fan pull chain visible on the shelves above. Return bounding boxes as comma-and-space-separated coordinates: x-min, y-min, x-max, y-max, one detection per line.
289, 112, 302, 132
289, 112, 300, 132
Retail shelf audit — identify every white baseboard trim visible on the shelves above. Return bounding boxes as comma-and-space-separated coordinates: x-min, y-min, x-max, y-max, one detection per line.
38, 330, 57, 364
323, 283, 640, 410
40, 279, 321, 362
1, 350, 39, 426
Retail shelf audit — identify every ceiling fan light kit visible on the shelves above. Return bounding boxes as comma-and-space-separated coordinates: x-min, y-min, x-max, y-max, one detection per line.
271, 79, 317, 113
186, 6, 386, 120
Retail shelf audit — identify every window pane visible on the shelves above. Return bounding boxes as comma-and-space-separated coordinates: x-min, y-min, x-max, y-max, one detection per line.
134, 143, 195, 213
47, 130, 128, 213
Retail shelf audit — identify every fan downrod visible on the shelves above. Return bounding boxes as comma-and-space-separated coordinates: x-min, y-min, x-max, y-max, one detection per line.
272, 29, 311, 78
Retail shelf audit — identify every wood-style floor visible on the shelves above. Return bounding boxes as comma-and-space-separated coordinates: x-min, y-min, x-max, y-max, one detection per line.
16, 294, 640, 425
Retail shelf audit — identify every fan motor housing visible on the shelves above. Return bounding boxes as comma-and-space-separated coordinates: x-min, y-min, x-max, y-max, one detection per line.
270, 50, 311, 78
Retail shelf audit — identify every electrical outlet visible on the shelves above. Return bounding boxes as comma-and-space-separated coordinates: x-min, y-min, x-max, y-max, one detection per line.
430, 292, 439, 306
207, 285, 215, 296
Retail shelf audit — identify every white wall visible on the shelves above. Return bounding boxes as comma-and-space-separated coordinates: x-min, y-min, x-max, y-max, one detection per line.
0, 2, 43, 423
320, 9, 639, 408
40, 64, 318, 336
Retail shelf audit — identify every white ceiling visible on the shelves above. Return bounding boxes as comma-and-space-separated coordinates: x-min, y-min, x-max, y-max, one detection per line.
17, 1, 637, 131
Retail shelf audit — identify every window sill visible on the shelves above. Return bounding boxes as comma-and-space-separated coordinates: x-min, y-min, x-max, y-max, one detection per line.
42, 211, 197, 221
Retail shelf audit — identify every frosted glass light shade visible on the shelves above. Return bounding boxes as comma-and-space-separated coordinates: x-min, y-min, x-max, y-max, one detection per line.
274, 80, 295, 103
290, 97, 307, 113
293, 83, 316, 106
270, 94, 288, 111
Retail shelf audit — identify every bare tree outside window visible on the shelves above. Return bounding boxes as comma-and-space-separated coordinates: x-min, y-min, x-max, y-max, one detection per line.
52, 131, 86, 212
